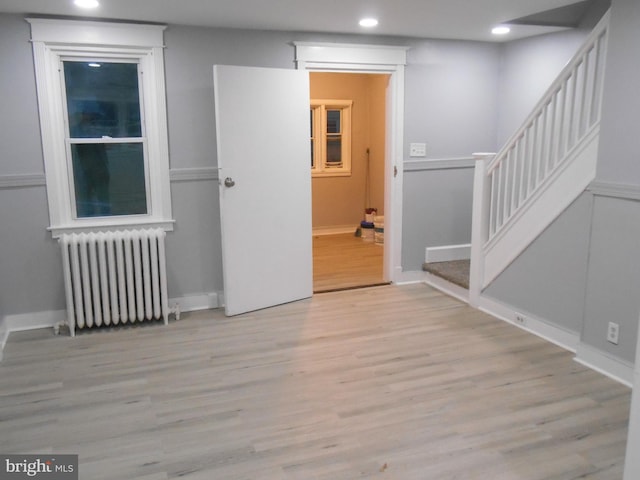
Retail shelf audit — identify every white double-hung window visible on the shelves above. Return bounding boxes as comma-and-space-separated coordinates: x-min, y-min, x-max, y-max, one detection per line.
310, 99, 352, 177
28, 19, 173, 236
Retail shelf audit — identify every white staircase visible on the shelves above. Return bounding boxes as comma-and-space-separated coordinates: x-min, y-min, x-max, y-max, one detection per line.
470, 11, 610, 296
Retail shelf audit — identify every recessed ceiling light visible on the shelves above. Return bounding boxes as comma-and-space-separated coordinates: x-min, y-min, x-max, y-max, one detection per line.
74, 0, 100, 8
359, 18, 379, 28
88, 63, 101, 68
492, 26, 511, 35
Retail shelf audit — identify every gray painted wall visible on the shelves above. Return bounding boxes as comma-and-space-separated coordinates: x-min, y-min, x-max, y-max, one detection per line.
401, 167, 474, 270
166, 28, 504, 275
496, 30, 588, 146
596, 0, 640, 185
581, 0, 640, 364
161, 26, 299, 299
582, 196, 640, 363
486, 0, 640, 364
400, 40, 500, 271
0, 15, 64, 317
401, 30, 590, 272
165, 180, 222, 299
0, 11, 611, 334
0, 187, 64, 316
0, 14, 509, 316
484, 193, 592, 334
403, 40, 500, 158
0, 15, 42, 175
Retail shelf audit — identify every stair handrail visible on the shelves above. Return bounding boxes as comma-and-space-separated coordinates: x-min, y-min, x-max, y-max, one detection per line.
484, 10, 610, 244
487, 10, 610, 175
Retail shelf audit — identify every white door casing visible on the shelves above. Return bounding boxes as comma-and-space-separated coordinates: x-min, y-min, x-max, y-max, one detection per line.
294, 42, 408, 283
214, 65, 313, 316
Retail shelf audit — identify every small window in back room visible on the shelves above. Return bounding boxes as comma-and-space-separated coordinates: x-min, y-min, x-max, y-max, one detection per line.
310, 99, 352, 177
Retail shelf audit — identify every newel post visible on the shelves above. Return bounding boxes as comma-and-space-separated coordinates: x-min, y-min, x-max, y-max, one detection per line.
469, 153, 494, 307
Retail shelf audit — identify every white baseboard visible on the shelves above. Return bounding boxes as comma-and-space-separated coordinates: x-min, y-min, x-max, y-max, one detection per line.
420, 276, 580, 355
478, 295, 579, 353
0, 292, 224, 361
169, 292, 222, 312
3, 294, 221, 335
574, 343, 634, 387
423, 272, 470, 303
0, 317, 8, 362
0, 310, 67, 361
312, 225, 358, 236
478, 295, 633, 387
425, 243, 471, 263
393, 268, 427, 285
5, 310, 67, 333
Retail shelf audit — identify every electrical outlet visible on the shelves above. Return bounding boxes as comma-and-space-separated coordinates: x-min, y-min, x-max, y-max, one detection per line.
515, 313, 527, 326
607, 322, 619, 345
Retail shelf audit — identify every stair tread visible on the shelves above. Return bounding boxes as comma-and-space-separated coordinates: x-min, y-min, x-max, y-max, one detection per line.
423, 259, 470, 289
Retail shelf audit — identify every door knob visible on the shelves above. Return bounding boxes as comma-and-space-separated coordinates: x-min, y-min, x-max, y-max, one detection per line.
224, 177, 235, 188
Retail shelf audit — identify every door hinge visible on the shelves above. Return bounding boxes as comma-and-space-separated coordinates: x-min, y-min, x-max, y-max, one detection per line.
394, 165, 398, 178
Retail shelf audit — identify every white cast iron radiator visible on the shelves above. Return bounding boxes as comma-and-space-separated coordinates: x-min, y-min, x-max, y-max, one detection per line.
59, 229, 176, 336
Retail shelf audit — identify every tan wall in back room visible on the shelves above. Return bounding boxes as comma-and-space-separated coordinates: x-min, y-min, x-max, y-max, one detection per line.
310, 72, 388, 230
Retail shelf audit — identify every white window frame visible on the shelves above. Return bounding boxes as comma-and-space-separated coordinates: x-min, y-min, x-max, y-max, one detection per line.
27, 18, 173, 237
310, 99, 352, 177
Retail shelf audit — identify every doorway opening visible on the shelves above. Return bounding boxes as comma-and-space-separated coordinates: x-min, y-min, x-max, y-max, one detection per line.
309, 72, 389, 293
295, 42, 408, 289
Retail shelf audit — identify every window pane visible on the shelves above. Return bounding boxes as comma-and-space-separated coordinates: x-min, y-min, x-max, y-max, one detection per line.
326, 137, 342, 165
326, 110, 341, 134
72, 143, 147, 217
64, 62, 142, 138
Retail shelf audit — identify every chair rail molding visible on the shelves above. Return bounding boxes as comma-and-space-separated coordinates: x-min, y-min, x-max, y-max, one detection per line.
0, 173, 46, 189
404, 157, 475, 172
169, 167, 219, 182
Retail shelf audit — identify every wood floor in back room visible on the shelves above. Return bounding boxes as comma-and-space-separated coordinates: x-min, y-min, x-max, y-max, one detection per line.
0, 283, 630, 480
313, 232, 385, 292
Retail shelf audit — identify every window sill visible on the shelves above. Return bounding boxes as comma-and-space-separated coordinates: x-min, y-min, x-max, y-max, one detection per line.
312, 171, 352, 178
48, 218, 175, 239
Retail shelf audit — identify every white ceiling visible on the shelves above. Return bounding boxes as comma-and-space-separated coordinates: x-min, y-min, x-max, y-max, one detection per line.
0, 0, 586, 42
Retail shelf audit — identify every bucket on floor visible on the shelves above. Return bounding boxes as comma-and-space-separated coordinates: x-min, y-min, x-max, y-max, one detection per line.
373, 215, 384, 244
360, 221, 374, 242
364, 208, 377, 223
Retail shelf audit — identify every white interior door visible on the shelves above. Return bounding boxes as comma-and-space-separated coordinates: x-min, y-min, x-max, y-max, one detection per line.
213, 65, 313, 316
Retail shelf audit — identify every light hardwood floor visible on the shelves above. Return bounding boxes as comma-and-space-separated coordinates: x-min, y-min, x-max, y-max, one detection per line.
0, 284, 630, 479
313, 233, 384, 292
